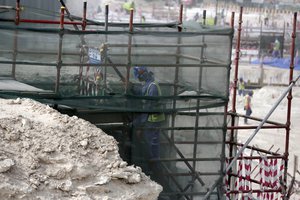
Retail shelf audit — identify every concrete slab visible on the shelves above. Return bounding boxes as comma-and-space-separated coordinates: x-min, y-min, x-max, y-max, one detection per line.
0, 78, 45, 92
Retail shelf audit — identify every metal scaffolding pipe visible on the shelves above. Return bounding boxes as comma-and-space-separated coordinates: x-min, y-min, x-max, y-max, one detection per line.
232, 7, 243, 113
228, 155, 284, 160
105, 4, 109, 32
104, 4, 109, 91
55, 6, 65, 93
204, 74, 300, 199
178, 4, 183, 32
230, 112, 286, 126
228, 189, 281, 194
59, 6, 65, 29
19, 19, 83, 25
202, 10, 206, 25
228, 11, 236, 190
228, 142, 281, 156
15, 0, 20, 25
283, 12, 297, 199
107, 43, 207, 47
227, 125, 286, 130
82, 2, 87, 30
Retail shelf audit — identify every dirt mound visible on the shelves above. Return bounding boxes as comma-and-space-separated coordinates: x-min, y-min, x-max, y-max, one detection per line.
0, 98, 162, 200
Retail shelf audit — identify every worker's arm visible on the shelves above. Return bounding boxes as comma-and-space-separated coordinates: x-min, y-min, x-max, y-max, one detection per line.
147, 84, 159, 97
145, 83, 160, 111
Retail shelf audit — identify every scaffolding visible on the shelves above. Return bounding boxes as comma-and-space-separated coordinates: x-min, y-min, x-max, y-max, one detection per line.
222, 7, 299, 200
0, 1, 298, 200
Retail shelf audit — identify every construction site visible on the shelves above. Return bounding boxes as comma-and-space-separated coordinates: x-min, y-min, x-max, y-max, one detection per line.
0, 0, 299, 199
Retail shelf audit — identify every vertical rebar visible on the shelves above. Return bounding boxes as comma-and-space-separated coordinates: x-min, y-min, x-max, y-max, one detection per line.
171, 4, 183, 142
228, 11, 236, 197
12, 30, 18, 79
78, 2, 87, 94
82, 1, 87, 30
104, 4, 109, 90
105, 5, 109, 32
170, 4, 183, 197
129, 8, 134, 32
15, 0, 20, 25
178, 4, 183, 32
202, 10, 206, 25
125, 8, 134, 93
59, 6, 65, 29
232, 7, 243, 113
12, 0, 20, 79
55, 6, 65, 93
230, 12, 235, 27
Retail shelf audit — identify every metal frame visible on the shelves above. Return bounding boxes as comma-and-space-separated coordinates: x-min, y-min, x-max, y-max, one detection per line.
218, 7, 298, 200
0, 1, 297, 199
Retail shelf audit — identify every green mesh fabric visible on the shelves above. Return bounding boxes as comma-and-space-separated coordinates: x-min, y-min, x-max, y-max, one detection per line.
0, 7, 233, 198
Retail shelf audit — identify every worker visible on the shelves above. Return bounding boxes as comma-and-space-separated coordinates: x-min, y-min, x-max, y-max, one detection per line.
141, 15, 146, 23
244, 90, 253, 124
131, 66, 165, 164
193, 12, 200, 22
272, 38, 281, 58
123, 1, 135, 14
238, 77, 246, 96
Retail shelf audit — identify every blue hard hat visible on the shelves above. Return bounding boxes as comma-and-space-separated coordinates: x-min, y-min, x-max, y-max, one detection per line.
133, 66, 148, 79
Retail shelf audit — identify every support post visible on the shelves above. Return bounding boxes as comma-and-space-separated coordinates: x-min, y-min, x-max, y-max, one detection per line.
59, 6, 65, 29
82, 1, 87, 30
171, 4, 183, 143
232, 7, 243, 113
12, 30, 18, 79
15, 0, 20, 25
168, 5, 184, 197
227, 11, 236, 195
202, 10, 206, 25
125, 8, 134, 93
55, 6, 65, 93
12, 0, 20, 78
283, 11, 297, 200
178, 4, 183, 32
104, 4, 109, 90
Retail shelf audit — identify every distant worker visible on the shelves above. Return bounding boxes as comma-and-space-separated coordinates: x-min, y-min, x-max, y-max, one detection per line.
272, 38, 281, 58
123, 1, 135, 14
141, 15, 146, 23
131, 66, 165, 162
193, 12, 200, 22
229, 81, 234, 97
237, 77, 246, 96
244, 90, 253, 124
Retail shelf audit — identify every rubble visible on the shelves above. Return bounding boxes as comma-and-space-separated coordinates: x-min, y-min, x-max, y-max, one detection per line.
0, 98, 162, 200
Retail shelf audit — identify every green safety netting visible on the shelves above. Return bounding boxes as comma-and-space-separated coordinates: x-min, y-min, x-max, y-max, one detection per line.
0, 5, 233, 199
0, 25, 232, 110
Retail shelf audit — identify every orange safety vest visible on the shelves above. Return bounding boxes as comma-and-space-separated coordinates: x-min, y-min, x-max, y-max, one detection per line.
244, 94, 251, 109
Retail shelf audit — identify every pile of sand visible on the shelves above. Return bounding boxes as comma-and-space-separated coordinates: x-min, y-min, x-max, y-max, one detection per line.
0, 98, 162, 200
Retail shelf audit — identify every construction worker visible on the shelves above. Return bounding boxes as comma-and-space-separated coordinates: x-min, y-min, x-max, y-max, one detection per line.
123, 1, 135, 14
244, 90, 253, 124
272, 38, 281, 58
131, 66, 165, 161
238, 77, 246, 96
